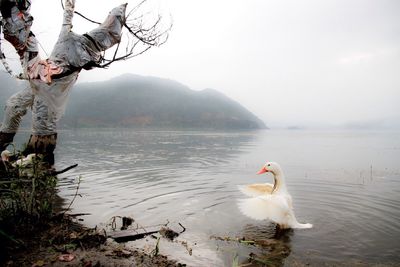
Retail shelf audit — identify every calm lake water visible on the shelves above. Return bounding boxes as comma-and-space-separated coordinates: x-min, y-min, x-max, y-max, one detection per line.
44, 129, 400, 266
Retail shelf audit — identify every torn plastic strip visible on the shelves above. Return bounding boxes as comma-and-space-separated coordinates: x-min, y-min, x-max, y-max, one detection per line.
47, 3, 127, 77
29, 71, 79, 123
0, 20, 19, 78
0, 86, 34, 133
0, 86, 59, 135
1, 5, 33, 57
31, 95, 57, 135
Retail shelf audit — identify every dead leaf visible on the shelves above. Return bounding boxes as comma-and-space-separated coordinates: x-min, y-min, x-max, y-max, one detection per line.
58, 254, 75, 262
32, 260, 45, 267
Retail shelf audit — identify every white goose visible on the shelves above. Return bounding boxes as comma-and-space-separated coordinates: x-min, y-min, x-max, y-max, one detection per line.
238, 162, 312, 229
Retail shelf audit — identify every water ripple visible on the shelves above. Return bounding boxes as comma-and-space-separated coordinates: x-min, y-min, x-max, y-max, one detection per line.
54, 129, 400, 265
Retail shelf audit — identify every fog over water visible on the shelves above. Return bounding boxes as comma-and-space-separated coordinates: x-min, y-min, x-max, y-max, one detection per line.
1, 0, 399, 128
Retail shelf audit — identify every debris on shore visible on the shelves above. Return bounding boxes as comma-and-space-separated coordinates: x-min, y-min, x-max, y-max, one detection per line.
0, 151, 185, 266
2, 212, 185, 267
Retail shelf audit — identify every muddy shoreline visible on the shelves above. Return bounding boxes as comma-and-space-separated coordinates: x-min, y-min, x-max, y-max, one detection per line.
1, 189, 184, 267
2, 213, 184, 267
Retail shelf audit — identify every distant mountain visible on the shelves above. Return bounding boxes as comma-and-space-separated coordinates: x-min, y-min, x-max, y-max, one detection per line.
1, 73, 267, 129
63, 74, 266, 129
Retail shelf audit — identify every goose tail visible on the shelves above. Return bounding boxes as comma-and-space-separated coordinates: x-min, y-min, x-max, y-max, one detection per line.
293, 222, 313, 229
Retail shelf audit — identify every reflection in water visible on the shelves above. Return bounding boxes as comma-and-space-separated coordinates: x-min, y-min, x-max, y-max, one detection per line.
216, 223, 293, 267
32, 129, 400, 266
243, 224, 292, 266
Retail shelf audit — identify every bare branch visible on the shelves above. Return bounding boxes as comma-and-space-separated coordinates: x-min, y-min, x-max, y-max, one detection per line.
60, 0, 100, 25
63, 175, 82, 215
98, 0, 172, 68
100, 46, 151, 68
56, 0, 172, 69
127, 0, 148, 17
74, 10, 101, 25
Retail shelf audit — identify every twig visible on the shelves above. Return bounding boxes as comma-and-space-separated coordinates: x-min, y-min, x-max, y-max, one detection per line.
0, 189, 18, 194
370, 165, 373, 181
68, 213, 91, 217
0, 180, 33, 184
151, 236, 161, 257
178, 223, 186, 234
29, 177, 36, 215
111, 230, 159, 243
49, 164, 78, 175
0, 229, 23, 245
127, 0, 148, 17
63, 175, 82, 215
74, 11, 101, 25
58, 0, 171, 69
60, 0, 100, 25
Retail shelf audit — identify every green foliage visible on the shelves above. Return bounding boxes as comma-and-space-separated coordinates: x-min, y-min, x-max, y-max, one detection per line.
0, 154, 58, 229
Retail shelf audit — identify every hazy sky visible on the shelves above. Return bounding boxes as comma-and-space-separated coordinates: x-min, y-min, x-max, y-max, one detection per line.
3, 0, 400, 128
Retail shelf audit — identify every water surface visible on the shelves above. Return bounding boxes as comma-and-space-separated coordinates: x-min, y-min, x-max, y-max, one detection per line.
50, 129, 400, 266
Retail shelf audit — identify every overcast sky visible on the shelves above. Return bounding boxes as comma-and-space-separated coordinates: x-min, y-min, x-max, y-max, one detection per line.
3, 0, 400, 128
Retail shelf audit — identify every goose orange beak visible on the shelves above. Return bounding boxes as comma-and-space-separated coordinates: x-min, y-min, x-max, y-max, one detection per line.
257, 167, 268, 175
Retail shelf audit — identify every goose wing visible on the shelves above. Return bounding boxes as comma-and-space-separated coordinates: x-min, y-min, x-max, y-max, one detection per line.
238, 183, 274, 197
237, 195, 290, 223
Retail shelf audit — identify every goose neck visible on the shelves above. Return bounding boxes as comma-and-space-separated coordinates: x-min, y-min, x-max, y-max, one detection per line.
272, 172, 287, 193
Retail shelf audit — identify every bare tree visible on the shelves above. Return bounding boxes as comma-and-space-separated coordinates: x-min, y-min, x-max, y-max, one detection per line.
0, 0, 170, 166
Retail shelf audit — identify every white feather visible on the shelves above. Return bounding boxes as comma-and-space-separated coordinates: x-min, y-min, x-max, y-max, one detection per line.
237, 183, 274, 197
238, 195, 289, 222
237, 162, 313, 229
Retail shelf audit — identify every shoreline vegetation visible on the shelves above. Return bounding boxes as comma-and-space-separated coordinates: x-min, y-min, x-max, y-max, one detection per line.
0, 153, 183, 267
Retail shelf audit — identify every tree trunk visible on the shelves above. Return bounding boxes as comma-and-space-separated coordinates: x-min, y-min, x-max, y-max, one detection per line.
24, 134, 57, 166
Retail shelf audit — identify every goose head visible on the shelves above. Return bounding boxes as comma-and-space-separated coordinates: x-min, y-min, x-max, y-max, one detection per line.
257, 162, 285, 193
257, 161, 282, 175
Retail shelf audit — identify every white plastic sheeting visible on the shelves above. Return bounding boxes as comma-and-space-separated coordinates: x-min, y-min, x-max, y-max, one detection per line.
29, 72, 79, 122
1, 0, 126, 135
0, 86, 58, 135
1, 3, 34, 56
49, 2, 127, 74
0, 87, 34, 133
86, 3, 127, 51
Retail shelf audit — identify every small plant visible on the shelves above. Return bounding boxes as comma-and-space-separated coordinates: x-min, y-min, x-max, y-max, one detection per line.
0, 151, 59, 246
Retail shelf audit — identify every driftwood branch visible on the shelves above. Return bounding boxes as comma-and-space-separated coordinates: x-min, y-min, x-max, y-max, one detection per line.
49, 164, 78, 175
108, 217, 186, 243
111, 229, 160, 243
